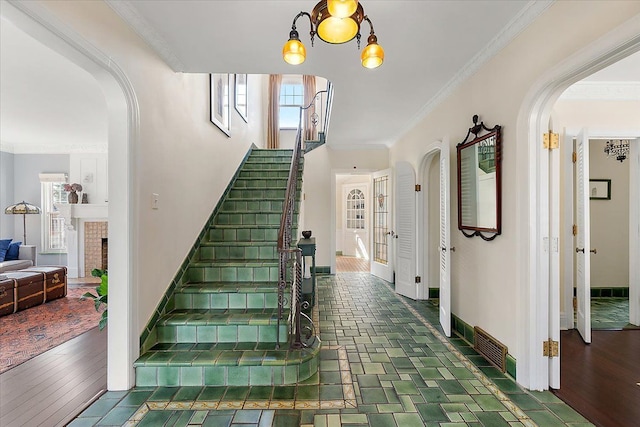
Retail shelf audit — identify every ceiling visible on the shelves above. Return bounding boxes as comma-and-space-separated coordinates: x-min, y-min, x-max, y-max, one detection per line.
1, 1, 639, 154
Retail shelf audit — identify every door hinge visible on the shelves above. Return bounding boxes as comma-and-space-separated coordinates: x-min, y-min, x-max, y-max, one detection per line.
543, 132, 559, 150
572, 151, 577, 163
572, 224, 577, 236
543, 339, 559, 357
415, 184, 421, 192
415, 276, 421, 283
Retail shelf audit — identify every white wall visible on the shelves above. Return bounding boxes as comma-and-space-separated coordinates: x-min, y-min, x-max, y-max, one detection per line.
303, 146, 389, 268
390, 1, 640, 364
589, 139, 630, 287
32, 0, 266, 339
70, 153, 108, 204
0, 151, 15, 239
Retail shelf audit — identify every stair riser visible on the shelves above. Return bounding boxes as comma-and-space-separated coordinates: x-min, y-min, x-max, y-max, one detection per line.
208, 228, 281, 243
172, 292, 287, 310
199, 245, 278, 261
214, 213, 287, 226
187, 265, 279, 282
156, 324, 288, 344
228, 189, 301, 199
233, 178, 290, 188
242, 163, 300, 171
239, 170, 290, 179
221, 200, 284, 213
135, 358, 318, 387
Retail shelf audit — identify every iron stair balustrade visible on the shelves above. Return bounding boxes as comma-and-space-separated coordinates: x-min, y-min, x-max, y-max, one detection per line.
303, 83, 334, 152
276, 88, 330, 350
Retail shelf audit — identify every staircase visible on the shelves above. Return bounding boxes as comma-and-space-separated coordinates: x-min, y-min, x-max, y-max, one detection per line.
134, 148, 320, 387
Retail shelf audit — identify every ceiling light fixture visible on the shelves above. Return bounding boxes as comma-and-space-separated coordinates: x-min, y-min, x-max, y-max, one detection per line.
604, 139, 630, 162
282, 0, 384, 69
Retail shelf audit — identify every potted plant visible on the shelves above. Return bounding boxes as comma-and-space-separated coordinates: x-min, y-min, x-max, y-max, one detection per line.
64, 183, 83, 204
81, 268, 108, 330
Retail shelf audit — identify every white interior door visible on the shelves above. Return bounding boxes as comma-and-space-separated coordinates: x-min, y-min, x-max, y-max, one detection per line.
439, 144, 452, 337
371, 169, 394, 282
630, 139, 640, 326
575, 128, 591, 344
395, 162, 416, 299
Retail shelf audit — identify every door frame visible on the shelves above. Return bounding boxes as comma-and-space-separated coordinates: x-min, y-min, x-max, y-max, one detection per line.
518, 17, 640, 390
6, 1, 139, 389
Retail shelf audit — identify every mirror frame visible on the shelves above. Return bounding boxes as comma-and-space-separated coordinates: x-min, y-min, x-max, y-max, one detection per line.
456, 115, 502, 241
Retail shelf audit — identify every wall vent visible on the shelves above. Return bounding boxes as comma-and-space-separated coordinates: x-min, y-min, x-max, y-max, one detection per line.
473, 326, 507, 372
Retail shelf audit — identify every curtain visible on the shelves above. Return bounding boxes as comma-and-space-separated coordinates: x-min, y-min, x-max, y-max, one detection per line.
303, 75, 317, 141
267, 74, 282, 149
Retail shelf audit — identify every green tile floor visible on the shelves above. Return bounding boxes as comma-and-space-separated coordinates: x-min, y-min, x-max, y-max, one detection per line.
70, 273, 593, 426
589, 297, 636, 330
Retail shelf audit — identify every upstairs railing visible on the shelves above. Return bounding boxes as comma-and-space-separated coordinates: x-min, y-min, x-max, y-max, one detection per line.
303, 82, 333, 147
276, 86, 332, 349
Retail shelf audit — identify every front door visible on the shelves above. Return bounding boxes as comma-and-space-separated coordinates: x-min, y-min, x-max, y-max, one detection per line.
371, 169, 394, 283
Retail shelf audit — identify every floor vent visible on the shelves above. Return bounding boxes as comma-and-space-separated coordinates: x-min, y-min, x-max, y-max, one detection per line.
474, 326, 507, 372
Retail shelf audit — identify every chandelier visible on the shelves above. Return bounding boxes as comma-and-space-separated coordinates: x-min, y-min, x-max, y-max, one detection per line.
282, 0, 384, 69
604, 139, 630, 162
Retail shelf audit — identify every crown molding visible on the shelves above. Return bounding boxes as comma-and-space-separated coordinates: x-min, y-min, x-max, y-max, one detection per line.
105, 0, 186, 71
558, 81, 640, 100
394, 0, 554, 146
0, 141, 107, 154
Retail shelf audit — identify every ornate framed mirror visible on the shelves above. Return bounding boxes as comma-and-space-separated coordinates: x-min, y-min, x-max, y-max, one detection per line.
456, 115, 502, 241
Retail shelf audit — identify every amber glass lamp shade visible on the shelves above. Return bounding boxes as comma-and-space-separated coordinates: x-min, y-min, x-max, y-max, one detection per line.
327, 0, 358, 18
283, 37, 306, 65
361, 37, 384, 68
317, 16, 359, 44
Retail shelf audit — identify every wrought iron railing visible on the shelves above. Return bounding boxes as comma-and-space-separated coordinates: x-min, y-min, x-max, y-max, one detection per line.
276, 87, 332, 349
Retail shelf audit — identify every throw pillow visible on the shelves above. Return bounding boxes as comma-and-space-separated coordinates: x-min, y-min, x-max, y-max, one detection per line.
5, 241, 22, 261
0, 239, 12, 262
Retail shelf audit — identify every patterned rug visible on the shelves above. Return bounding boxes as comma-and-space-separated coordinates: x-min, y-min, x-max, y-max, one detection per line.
0, 285, 102, 373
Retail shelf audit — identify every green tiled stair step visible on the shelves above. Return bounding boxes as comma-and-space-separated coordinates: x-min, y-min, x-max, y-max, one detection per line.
154, 309, 287, 344
220, 200, 287, 212
198, 242, 279, 261
232, 177, 294, 188
242, 162, 301, 171
173, 282, 288, 310
238, 170, 290, 178
227, 188, 300, 199
134, 340, 320, 386
207, 225, 292, 243
249, 149, 294, 156
214, 212, 289, 226
186, 260, 279, 283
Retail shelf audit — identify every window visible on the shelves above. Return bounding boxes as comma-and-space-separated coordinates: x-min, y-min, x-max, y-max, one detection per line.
39, 173, 68, 252
346, 189, 365, 230
279, 82, 304, 128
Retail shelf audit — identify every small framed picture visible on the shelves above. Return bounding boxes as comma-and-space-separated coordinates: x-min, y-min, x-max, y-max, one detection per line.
589, 179, 611, 200
234, 74, 248, 123
210, 73, 230, 136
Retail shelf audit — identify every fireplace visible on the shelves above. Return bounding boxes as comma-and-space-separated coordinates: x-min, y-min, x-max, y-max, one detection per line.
84, 221, 108, 276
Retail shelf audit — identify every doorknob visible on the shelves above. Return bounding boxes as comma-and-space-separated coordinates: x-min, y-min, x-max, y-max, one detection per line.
576, 247, 584, 253
590, 248, 597, 254
441, 247, 455, 252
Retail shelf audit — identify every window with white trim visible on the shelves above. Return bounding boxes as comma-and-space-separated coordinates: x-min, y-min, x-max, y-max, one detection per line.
279, 80, 304, 129
346, 189, 365, 230
40, 173, 68, 253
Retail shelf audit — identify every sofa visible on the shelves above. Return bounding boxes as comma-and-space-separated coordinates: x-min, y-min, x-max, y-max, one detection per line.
0, 244, 36, 273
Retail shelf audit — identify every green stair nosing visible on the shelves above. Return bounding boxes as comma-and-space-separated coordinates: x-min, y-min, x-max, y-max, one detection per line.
135, 340, 319, 368
175, 282, 284, 293
157, 310, 281, 326
140, 144, 258, 352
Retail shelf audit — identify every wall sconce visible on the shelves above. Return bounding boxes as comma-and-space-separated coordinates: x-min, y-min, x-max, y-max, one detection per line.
604, 139, 630, 162
282, 0, 384, 69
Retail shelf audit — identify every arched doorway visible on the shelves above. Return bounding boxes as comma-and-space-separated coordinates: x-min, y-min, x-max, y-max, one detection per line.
5, 1, 138, 389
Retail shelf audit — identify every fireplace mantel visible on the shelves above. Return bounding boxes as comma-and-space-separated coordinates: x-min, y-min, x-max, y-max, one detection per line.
55, 203, 108, 225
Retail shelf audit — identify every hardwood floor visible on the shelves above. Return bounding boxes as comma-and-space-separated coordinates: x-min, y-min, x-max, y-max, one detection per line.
0, 327, 107, 427
336, 255, 370, 272
553, 329, 640, 427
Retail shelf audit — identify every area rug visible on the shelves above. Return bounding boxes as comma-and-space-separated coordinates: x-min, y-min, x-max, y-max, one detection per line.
0, 285, 102, 373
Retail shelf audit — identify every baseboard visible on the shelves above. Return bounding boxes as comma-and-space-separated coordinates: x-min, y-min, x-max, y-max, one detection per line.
560, 312, 572, 330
